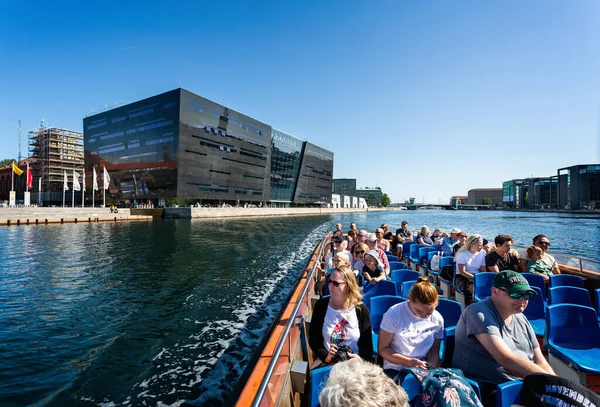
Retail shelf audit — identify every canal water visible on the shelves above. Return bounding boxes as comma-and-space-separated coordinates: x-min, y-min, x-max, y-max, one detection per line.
1, 210, 598, 407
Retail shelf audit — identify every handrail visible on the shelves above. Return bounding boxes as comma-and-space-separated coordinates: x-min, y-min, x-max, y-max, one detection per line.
513, 245, 600, 278
249, 233, 330, 407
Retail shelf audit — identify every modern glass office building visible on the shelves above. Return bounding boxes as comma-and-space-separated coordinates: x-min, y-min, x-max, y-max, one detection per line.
83, 89, 333, 206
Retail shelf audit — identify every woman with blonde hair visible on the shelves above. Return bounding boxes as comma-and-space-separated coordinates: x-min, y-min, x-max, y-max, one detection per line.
309, 266, 373, 365
378, 277, 444, 378
454, 234, 487, 295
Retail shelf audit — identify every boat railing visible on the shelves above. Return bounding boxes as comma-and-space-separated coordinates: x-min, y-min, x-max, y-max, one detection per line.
247, 233, 330, 407
513, 245, 600, 279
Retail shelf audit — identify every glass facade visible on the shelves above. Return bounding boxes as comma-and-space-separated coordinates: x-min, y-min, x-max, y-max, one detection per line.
294, 142, 333, 204
178, 90, 272, 203
83, 89, 180, 203
333, 179, 357, 196
270, 129, 303, 203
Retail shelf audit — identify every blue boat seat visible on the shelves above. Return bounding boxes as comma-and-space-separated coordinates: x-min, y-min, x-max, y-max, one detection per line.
473, 272, 496, 302
546, 304, 600, 375
383, 250, 392, 255
438, 257, 455, 300
363, 280, 397, 310
496, 380, 522, 407
388, 261, 409, 271
523, 286, 545, 339
310, 365, 332, 407
522, 272, 547, 301
386, 254, 399, 263
401, 280, 416, 298
436, 298, 462, 366
402, 241, 416, 260
370, 295, 405, 357
390, 269, 420, 297
595, 288, 600, 324
548, 274, 584, 288
408, 244, 425, 270
548, 286, 592, 307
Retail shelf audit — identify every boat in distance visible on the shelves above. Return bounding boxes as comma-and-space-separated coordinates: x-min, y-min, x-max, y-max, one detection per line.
226, 231, 600, 406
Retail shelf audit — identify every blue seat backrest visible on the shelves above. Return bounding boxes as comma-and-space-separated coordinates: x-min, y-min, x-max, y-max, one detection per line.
402, 281, 416, 297
363, 280, 397, 310
409, 244, 425, 260
522, 272, 546, 301
595, 289, 600, 315
370, 295, 405, 333
418, 246, 430, 262
387, 254, 399, 263
548, 286, 592, 307
436, 298, 462, 329
474, 272, 496, 300
523, 286, 545, 320
310, 365, 333, 407
549, 274, 584, 288
439, 256, 455, 271
546, 304, 600, 348
402, 241, 415, 258
496, 380, 522, 407
389, 261, 409, 271
383, 250, 392, 255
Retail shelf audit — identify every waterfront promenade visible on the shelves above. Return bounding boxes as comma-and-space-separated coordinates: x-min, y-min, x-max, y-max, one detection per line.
0, 206, 368, 225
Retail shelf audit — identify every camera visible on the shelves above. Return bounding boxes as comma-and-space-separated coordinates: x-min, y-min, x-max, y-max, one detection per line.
333, 344, 353, 363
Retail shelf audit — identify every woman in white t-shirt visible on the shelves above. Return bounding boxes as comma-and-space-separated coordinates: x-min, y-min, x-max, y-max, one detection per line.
454, 234, 487, 295
308, 266, 373, 366
378, 277, 444, 378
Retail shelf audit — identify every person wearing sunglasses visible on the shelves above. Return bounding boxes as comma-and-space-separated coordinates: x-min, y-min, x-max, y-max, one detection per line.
519, 234, 561, 276
308, 266, 373, 367
453, 270, 555, 405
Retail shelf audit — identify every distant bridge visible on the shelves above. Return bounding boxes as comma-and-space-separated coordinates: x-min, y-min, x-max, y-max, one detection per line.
402, 204, 494, 210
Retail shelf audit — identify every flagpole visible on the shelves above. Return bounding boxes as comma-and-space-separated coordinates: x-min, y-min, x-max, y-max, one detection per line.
39, 177, 42, 206
11, 161, 14, 192
72, 170, 75, 208
82, 169, 85, 208
103, 166, 106, 208
26, 162, 29, 192
93, 167, 95, 208
63, 172, 66, 208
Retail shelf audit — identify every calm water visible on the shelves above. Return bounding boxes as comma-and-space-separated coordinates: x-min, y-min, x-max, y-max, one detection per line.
0, 210, 598, 407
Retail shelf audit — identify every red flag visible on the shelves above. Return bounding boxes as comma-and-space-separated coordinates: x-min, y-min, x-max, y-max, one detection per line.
26, 167, 33, 188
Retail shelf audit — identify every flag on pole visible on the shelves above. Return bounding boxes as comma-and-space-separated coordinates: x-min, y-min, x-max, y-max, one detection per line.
73, 170, 81, 191
103, 167, 110, 190
82, 169, 86, 191
38, 177, 41, 191
93, 167, 99, 191
64, 171, 69, 191
12, 163, 23, 176
26, 165, 32, 188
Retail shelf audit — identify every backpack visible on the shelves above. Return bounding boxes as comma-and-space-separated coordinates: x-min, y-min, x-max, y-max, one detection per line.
395, 367, 483, 407
439, 264, 455, 281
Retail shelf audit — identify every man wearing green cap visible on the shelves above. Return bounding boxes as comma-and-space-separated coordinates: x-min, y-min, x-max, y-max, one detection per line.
453, 270, 555, 405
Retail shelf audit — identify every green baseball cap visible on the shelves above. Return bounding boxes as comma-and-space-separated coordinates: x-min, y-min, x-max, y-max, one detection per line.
493, 270, 537, 295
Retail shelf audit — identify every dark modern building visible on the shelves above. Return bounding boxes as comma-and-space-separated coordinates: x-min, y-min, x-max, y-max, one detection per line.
333, 178, 357, 196
558, 164, 600, 209
467, 188, 502, 205
502, 178, 558, 209
83, 88, 333, 207
356, 187, 383, 207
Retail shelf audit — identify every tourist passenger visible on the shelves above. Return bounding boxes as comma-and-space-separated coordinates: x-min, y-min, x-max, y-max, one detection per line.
519, 234, 561, 275
351, 229, 368, 258
308, 266, 373, 365
365, 234, 390, 275
454, 234, 487, 295
486, 234, 520, 272
431, 228, 445, 243
375, 228, 391, 252
362, 250, 387, 287
347, 229, 358, 251
482, 238, 494, 254
380, 223, 393, 241
416, 226, 433, 246
334, 223, 343, 233
325, 236, 354, 269
525, 246, 554, 281
434, 228, 460, 256
348, 222, 358, 235
394, 221, 412, 258
319, 358, 409, 407
452, 270, 555, 405
352, 243, 369, 272
452, 231, 468, 256
378, 277, 444, 378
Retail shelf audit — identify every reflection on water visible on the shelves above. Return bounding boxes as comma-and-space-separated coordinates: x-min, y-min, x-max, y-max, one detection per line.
0, 210, 598, 407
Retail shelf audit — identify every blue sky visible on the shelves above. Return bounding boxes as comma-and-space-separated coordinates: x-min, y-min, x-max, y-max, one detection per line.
1, 1, 598, 203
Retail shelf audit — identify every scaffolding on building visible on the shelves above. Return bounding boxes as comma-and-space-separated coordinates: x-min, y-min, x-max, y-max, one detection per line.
28, 126, 84, 193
